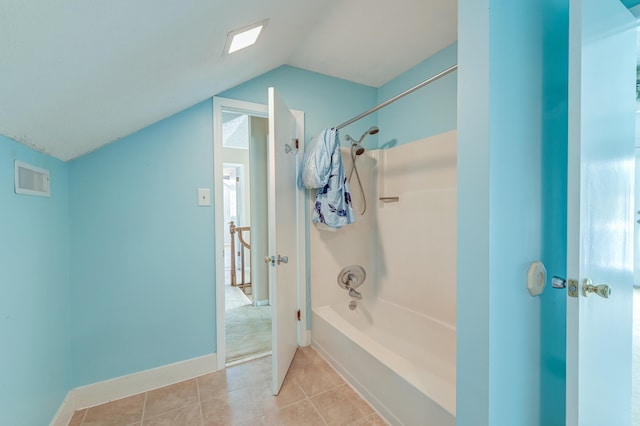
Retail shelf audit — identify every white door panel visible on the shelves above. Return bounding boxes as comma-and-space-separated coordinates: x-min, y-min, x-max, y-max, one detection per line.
268, 87, 300, 395
566, 0, 636, 424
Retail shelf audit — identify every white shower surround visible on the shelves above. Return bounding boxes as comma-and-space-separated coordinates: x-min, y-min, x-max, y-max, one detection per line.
310, 130, 457, 425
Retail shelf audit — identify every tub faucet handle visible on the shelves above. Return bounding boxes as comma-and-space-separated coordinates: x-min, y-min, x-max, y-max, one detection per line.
337, 265, 366, 291
346, 273, 358, 287
348, 288, 362, 300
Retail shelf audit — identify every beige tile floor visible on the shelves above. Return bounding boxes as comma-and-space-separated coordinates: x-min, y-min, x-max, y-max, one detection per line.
68, 346, 386, 426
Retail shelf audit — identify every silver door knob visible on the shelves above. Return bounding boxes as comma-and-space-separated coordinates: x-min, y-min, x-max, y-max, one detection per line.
277, 255, 288, 265
582, 278, 611, 298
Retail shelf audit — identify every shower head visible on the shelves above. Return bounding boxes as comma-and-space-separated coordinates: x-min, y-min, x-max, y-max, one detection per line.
356, 126, 379, 143
345, 126, 379, 156
352, 144, 365, 156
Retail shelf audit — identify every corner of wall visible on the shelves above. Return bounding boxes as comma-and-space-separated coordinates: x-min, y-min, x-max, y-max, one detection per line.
0, 134, 72, 425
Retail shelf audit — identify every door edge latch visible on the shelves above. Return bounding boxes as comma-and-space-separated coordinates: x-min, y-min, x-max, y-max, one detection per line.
567, 278, 579, 298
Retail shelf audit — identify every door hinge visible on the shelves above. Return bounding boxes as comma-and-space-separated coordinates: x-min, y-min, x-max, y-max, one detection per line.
297, 309, 301, 321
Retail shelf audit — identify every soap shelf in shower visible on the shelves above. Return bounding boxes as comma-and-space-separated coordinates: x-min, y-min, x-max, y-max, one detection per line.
379, 196, 400, 203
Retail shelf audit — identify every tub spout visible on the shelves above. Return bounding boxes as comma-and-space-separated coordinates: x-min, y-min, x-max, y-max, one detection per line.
348, 287, 362, 300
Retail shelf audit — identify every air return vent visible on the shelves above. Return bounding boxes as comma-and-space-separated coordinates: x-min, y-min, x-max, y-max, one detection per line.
15, 160, 50, 197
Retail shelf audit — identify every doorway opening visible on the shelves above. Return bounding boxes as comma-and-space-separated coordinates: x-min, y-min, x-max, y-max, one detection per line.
214, 93, 307, 395
221, 110, 272, 365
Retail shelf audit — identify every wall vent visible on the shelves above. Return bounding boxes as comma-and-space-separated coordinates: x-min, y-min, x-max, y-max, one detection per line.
15, 160, 50, 197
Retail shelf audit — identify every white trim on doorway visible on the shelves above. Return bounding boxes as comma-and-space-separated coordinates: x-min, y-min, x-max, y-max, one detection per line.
212, 97, 308, 370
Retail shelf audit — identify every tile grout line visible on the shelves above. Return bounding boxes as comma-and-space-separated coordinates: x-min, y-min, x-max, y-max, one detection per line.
306, 347, 380, 425
307, 382, 346, 400
278, 381, 310, 412
140, 392, 148, 423
265, 380, 312, 414
309, 347, 382, 424
307, 393, 329, 426
196, 376, 204, 426
293, 347, 351, 424
293, 376, 329, 426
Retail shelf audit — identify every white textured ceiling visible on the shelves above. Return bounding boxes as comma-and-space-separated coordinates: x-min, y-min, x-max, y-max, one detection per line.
0, 0, 457, 161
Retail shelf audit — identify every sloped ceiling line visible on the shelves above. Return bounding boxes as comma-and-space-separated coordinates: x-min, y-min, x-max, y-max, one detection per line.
0, 0, 457, 161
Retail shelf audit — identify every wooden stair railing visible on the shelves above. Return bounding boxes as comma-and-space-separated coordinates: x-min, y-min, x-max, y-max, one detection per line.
229, 221, 251, 295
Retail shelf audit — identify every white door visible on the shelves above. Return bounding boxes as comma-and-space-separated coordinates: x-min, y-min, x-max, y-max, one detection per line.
268, 87, 301, 395
566, 0, 636, 424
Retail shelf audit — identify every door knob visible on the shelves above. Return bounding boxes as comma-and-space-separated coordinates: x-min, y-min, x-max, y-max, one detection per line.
264, 256, 275, 265
277, 255, 288, 265
582, 278, 611, 298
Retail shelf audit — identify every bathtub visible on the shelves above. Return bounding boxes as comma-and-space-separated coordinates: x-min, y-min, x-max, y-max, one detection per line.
311, 299, 455, 426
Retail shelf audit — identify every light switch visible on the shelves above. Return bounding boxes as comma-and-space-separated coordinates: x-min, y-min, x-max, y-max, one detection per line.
198, 188, 211, 206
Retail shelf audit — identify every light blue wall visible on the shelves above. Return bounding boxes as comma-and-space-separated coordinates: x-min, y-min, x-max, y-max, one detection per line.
65, 67, 376, 385
377, 42, 457, 148
458, 1, 546, 425
0, 136, 71, 425
68, 100, 215, 386
220, 65, 379, 147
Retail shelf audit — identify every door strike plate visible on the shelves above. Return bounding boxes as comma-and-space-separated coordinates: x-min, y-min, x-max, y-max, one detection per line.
568, 279, 579, 298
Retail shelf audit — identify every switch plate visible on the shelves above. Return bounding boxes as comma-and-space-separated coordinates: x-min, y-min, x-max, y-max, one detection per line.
198, 188, 211, 206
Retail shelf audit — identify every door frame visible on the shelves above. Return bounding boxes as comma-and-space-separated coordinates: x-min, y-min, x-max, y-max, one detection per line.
212, 96, 307, 371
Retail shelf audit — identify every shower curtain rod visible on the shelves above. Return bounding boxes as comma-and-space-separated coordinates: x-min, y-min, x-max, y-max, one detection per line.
335, 64, 458, 131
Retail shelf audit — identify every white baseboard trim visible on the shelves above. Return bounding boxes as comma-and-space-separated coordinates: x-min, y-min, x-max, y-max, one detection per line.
50, 352, 219, 425
50, 391, 75, 426
255, 299, 269, 307
74, 352, 218, 409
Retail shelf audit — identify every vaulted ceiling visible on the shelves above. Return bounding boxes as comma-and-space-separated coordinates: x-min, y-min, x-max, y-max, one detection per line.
0, 0, 457, 161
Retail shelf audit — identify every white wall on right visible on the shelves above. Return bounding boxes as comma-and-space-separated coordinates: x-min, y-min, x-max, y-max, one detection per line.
309, 131, 457, 331
309, 149, 380, 311
375, 130, 457, 327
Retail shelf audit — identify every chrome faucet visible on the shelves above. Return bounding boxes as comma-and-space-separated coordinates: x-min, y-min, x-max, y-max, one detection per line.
337, 265, 366, 301
348, 287, 362, 300
345, 274, 363, 299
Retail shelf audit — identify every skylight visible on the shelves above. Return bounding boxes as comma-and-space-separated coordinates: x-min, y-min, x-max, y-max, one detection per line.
225, 20, 268, 55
